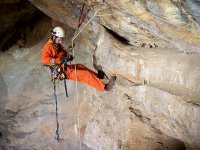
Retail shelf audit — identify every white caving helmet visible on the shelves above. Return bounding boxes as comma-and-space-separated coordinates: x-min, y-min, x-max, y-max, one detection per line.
52, 26, 65, 38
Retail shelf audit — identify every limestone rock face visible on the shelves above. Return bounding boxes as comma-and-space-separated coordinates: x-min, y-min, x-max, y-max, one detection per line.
29, 0, 200, 53
1, 0, 200, 150
88, 27, 200, 150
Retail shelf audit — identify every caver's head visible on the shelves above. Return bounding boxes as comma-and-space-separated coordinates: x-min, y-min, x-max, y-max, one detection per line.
51, 26, 65, 44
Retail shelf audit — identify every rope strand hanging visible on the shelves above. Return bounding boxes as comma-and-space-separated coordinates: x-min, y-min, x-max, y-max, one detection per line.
69, 3, 103, 150
53, 78, 60, 142
71, 4, 102, 49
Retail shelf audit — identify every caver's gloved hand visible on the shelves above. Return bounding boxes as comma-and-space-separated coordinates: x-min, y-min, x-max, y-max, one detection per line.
60, 54, 73, 64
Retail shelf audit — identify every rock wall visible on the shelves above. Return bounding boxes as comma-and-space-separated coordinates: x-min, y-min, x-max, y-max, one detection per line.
0, 0, 200, 150
87, 26, 200, 149
29, 0, 200, 53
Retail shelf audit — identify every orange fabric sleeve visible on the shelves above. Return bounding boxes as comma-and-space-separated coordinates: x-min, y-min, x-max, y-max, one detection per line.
41, 39, 69, 65
54, 50, 67, 64
41, 40, 56, 65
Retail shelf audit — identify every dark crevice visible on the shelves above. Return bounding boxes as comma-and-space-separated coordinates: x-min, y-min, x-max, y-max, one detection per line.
103, 25, 130, 45
0, 1, 49, 52
0, 132, 2, 138
129, 106, 151, 123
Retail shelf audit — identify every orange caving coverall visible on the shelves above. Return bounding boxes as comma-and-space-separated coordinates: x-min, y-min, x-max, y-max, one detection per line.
41, 39, 105, 91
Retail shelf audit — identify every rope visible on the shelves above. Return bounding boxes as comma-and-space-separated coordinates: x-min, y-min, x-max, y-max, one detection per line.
64, 78, 68, 97
69, 3, 103, 149
74, 62, 82, 149
78, 3, 91, 28
53, 79, 60, 142
49, 0, 118, 145
71, 4, 102, 47
96, 11, 122, 17
63, 60, 69, 98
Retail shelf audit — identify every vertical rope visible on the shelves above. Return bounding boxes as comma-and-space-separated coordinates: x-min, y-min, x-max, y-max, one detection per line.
69, 4, 103, 150
74, 62, 82, 150
53, 79, 60, 142
71, 4, 102, 45
64, 78, 68, 97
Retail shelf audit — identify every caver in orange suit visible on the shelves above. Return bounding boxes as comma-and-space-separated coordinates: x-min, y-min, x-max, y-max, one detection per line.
41, 38, 105, 91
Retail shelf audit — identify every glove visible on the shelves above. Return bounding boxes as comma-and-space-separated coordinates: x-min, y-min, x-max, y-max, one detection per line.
60, 54, 73, 64
67, 54, 73, 62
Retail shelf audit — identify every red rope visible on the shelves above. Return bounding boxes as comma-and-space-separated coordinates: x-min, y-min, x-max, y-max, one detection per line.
77, 3, 90, 29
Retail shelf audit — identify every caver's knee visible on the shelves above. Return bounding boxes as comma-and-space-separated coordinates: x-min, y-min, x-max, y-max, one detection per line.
81, 70, 91, 78
76, 64, 86, 69
70, 69, 91, 80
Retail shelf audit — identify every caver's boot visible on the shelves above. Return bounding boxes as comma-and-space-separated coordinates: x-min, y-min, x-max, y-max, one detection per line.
104, 76, 116, 91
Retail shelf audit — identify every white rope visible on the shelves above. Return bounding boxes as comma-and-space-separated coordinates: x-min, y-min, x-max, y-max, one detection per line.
70, 4, 103, 150
71, 4, 102, 45
66, 2, 124, 148
74, 59, 81, 150
96, 11, 122, 17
